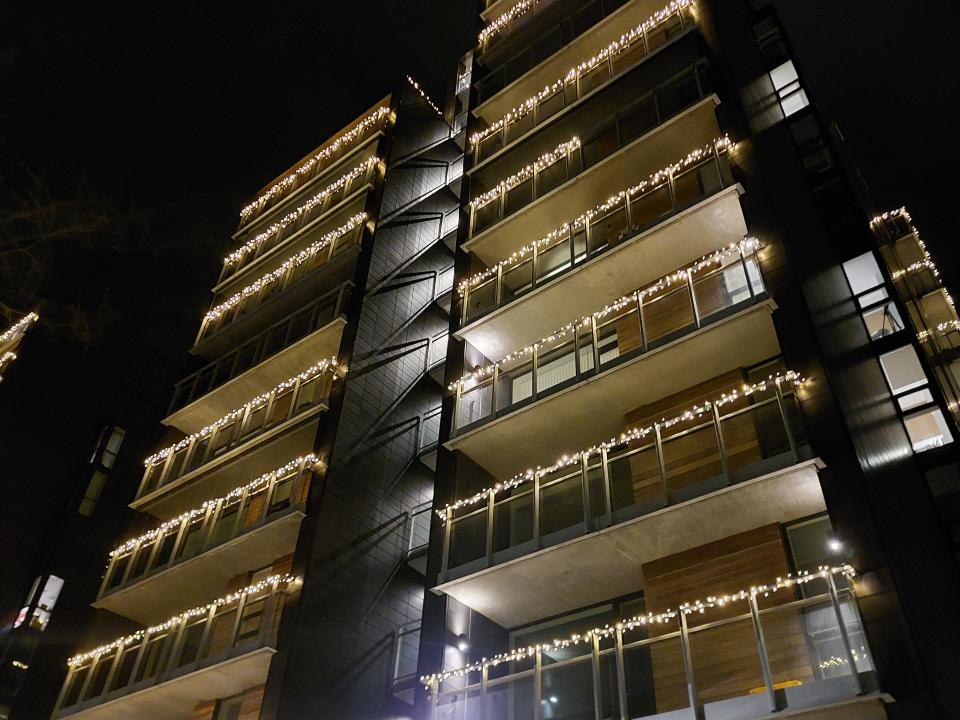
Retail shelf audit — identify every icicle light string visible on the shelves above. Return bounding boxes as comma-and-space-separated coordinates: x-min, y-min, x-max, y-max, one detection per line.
441, 370, 804, 518
473, 0, 694, 146
421, 564, 854, 686
205, 213, 367, 323
871, 207, 952, 305
225, 158, 380, 267
67, 575, 300, 667
110, 455, 320, 559
452, 237, 759, 391
0, 312, 39, 347
239, 106, 392, 223
143, 358, 344, 467
460, 135, 734, 295
478, 0, 538, 46
469, 138, 582, 210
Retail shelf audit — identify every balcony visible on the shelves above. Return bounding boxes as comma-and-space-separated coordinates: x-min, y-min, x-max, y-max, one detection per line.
54, 577, 296, 720
167, 284, 349, 434
221, 153, 380, 286
473, 0, 696, 163
195, 211, 366, 359
440, 374, 811, 588
427, 569, 887, 720
134, 360, 338, 519
95, 457, 314, 624
475, 0, 695, 123
465, 94, 724, 268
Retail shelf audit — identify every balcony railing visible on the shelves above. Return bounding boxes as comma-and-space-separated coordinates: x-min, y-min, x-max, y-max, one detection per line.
101, 457, 315, 601
469, 61, 713, 237
170, 284, 349, 415
138, 361, 339, 501
426, 569, 876, 720
222, 157, 379, 283
473, 0, 695, 163
454, 242, 764, 433
442, 377, 806, 579
55, 576, 296, 717
198, 214, 366, 345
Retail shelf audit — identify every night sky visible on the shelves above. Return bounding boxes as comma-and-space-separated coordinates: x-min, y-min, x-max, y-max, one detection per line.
1, 0, 958, 622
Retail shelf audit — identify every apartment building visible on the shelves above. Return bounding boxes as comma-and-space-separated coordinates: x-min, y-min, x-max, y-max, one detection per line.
416, 1, 960, 719
50, 84, 462, 720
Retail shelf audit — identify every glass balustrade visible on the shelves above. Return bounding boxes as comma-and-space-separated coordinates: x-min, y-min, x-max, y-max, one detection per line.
464, 138, 728, 325
444, 382, 806, 578
138, 365, 336, 501
455, 244, 764, 433
55, 578, 295, 717
170, 285, 349, 414
470, 61, 713, 237
475, 4, 696, 163
100, 460, 313, 599
429, 577, 874, 720
198, 220, 364, 344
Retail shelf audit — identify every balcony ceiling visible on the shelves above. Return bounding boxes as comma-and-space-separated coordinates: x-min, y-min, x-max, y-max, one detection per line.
458, 186, 747, 360
58, 648, 275, 720
165, 318, 346, 434
463, 96, 721, 267
93, 511, 304, 625
434, 459, 826, 627
447, 299, 780, 478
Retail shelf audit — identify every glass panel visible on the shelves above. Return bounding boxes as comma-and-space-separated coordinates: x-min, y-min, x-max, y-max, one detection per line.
437, 687, 485, 720
135, 632, 172, 682
448, 510, 487, 569
241, 403, 267, 438
688, 616, 766, 708
175, 515, 206, 561
642, 285, 695, 345
720, 399, 791, 481
598, 650, 622, 718
586, 458, 606, 520
536, 233, 574, 283
646, 11, 684, 52
210, 419, 237, 457
879, 345, 927, 395
266, 388, 294, 426
540, 468, 584, 536
611, 34, 647, 75
583, 123, 618, 169
166, 446, 189, 483
502, 259, 534, 302
457, 380, 493, 428
62, 665, 90, 708
185, 436, 210, 474
536, 335, 578, 394
617, 95, 657, 147
109, 641, 141, 692
84, 652, 115, 701
465, 276, 498, 321
474, 198, 502, 234
175, 616, 207, 667
204, 604, 239, 659
267, 476, 295, 517
208, 499, 240, 547
537, 156, 570, 197
506, 112, 534, 144
141, 462, 163, 495
497, 355, 533, 412
537, 87, 565, 124
608, 442, 662, 515
493, 490, 534, 553
672, 158, 722, 209
580, 59, 611, 95
905, 407, 953, 452
127, 543, 152, 581
588, 204, 629, 255
628, 184, 673, 233
623, 633, 689, 717
478, 131, 505, 163
505, 177, 533, 217
486, 675, 535, 720
106, 553, 130, 590
842, 253, 885, 295
596, 299, 642, 368
235, 594, 267, 645
661, 423, 724, 502
861, 302, 904, 340
242, 487, 269, 528
295, 375, 327, 412
541, 659, 594, 718
693, 258, 753, 320
153, 527, 179, 569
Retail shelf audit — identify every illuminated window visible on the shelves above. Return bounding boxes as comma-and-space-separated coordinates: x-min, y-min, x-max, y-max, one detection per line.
15, 575, 64, 631
769, 60, 809, 117
842, 252, 905, 340
78, 426, 125, 517
879, 345, 954, 452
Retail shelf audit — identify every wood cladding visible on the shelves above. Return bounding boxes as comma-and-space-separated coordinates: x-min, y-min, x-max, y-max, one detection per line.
639, 525, 813, 711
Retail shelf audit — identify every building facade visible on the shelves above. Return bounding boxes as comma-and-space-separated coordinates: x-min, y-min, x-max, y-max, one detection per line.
45, 1, 960, 719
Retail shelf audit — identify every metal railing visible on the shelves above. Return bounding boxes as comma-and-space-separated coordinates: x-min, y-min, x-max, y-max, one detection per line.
55, 577, 295, 717
171, 284, 349, 414
138, 365, 336, 501
464, 133, 727, 323
428, 575, 874, 720
474, 3, 694, 163
455, 244, 764, 433
101, 459, 314, 600
469, 61, 712, 237
443, 384, 806, 579
222, 159, 378, 283
198, 219, 364, 344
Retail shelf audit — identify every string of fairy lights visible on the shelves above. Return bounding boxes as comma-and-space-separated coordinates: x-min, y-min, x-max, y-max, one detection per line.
478, 0, 538, 46
67, 575, 300, 668
460, 135, 735, 295
110, 455, 321, 559
452, 237, 759, 391
204, 213, 368, 323
471, 0, 695, 148
143, 358, 343, 468
0, 311, 39, 347
469, 138, 582, 211
239, 106, 392, 224
421, 564, 854, 687
871, 207, 951, 301
225, 158, 380, 267
441, 370, 804, 518
406, 76, 444, 117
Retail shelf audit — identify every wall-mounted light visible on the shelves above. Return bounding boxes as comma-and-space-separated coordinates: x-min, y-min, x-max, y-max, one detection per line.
456, 634, 470, 653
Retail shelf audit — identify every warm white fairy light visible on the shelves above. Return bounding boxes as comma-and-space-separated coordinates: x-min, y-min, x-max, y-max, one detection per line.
442, 371, 804, 517
143, 358, 343, 467
406, 76, 444, 117
460, 136, 734, 294
67, 574, 300, 668
454, 238, 759, 389
205, 213, 367, 323
871, 207, 951, 303
0, 311, 39, 347
225, 158, 380, 267
469, 138, 582, 210
472, 0, 694, 147
478, 0, 538, 46
110, 455, 320, 559
421, 564, 854, 687
239, 106, 392, 223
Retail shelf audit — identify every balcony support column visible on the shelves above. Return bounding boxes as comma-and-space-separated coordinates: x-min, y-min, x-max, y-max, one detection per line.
712, 403, 730, 484
591, 635, 603, 720
748, 592, 781, 712
580, 455, 591, 528
774, 383, 799, 460
533, 647, 543, 720
614, 626, 628, 720
101, 640, 125, 696
678, 612, 705, 720
485, 491, 495, 566
440, 508, 452, 581
635, 290, 647, 353
655, 425, 668, 506
687, 270, 702, 328
600, 446, 613, 523
533, 471, 542, 549
827, 573, 864, 695
195, 603, 219, 661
